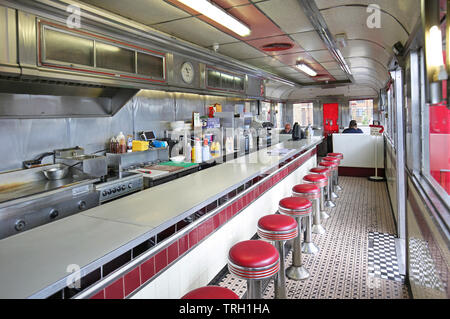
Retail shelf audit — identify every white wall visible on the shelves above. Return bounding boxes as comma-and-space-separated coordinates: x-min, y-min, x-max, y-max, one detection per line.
333, 133, 384, 168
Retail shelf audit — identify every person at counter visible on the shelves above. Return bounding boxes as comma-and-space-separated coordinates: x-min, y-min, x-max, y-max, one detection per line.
281, 123, 292, 134
342, 120, 363, 134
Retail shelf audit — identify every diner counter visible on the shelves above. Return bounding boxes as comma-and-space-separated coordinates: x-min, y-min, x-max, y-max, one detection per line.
0, 136, 322, 299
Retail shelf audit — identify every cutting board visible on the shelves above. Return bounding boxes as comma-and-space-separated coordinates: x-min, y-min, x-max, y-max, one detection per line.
159, 161, 198, 168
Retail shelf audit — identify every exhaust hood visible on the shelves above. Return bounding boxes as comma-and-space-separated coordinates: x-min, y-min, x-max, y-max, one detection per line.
0, 7, 148, 118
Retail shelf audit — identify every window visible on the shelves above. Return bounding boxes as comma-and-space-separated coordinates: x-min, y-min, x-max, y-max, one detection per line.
293, 102, 313, 126
349, 99, 373, 125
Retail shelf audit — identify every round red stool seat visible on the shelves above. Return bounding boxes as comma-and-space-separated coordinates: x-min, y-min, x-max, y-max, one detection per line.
310, 167, 330, 176
257, 214, 298, 241
228, 240, 280, 279
278, 197, 312, 216
323, 156, 340, 164
292, 184, 320, 200
303, 174, 328, 188
319, 161, 338, 171
328, 152, 344, 159
181, 286, 240, 299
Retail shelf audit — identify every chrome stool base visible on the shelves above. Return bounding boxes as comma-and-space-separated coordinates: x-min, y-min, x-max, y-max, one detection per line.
302, 241, 319, 255
312, 224, 326, 235
336, 185, 343, 192
286, 265, 310, 281
331, 191, 339, 200
324, 200, 336, 209
321, 210, 330, 220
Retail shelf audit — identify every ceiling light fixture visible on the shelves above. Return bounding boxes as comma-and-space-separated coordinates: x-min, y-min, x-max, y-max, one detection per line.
295, 62, 317, 77
177, 0, 251, 37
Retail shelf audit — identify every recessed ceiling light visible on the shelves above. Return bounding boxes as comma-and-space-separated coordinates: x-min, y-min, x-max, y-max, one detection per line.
295, 62, 317, 77
177, 0, 251, 37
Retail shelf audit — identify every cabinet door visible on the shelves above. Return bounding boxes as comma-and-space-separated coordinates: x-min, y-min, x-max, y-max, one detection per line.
323, 103, 339, 137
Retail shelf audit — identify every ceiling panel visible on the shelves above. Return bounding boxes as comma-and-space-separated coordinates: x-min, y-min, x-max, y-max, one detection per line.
217, 42, 268, 60
153, 17, 238, 47
255, 0, 316, 34
242, 56, 287, 69
80, 0, 190, 25
320, 6, 409, 51
341, 39, 392, 67
307, 50, 334, 63
315, 0, 420, 33
290, 31, 328, 51
320, 61, 340, 70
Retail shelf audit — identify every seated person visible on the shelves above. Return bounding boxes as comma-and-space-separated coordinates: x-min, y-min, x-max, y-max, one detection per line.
281, 123, 292, 134
342, 120, 363, 134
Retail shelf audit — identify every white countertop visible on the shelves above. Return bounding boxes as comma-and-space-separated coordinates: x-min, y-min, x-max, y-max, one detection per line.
0, 137, 322, 298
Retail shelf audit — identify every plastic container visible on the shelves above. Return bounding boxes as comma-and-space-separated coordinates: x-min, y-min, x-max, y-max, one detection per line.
127, 135, 133, 152
185, 142, 192, 162
117, 132, 126, 153
132, 140, 149, 152
194, 138, 202, 163
202, 139, 211, 161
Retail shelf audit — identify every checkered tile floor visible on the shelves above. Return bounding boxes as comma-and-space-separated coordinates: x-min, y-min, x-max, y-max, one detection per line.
210, 177, 411, 299
368, 232, 404, 283
408, 237, 446, 292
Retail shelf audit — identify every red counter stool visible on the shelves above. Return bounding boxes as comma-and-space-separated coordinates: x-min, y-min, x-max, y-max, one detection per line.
257, 214, 298, 299
228, 240, 280, 299
278, 197, 312, 280
303, 173, 329, 206
319, 161, 339, 201
327, 153, 344, 191
181, 286, 240, 299
292, 184, 326, 236
322, 156, 341, 198
310, 167, 334, 212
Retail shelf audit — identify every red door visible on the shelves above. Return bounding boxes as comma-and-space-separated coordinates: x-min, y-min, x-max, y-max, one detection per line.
323, 103, 339, 137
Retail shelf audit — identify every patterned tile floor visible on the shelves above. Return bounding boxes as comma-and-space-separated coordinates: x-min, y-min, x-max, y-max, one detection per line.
212, 176, 411, 299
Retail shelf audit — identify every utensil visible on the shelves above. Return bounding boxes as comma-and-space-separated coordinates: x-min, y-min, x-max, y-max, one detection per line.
170, 156, 185, 163
42, 162, 81, 180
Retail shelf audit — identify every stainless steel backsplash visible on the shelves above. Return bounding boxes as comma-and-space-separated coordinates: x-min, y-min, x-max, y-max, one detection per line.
0, 90, 243, 171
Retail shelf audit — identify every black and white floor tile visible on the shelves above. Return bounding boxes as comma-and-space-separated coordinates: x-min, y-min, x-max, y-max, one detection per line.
211, 177, 410, 299
368, 232, 405, 283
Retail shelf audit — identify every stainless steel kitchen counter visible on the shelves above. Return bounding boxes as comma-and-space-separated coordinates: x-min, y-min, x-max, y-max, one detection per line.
0, 137, 322, 298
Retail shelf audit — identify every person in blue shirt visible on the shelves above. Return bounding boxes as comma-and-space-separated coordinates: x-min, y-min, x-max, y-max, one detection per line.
342, 120, 363, 133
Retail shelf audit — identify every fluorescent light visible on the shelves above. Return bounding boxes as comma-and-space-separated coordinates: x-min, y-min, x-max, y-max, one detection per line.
296, 63, 317, 77
428, 25, 444, 67
178, 0, 251, 37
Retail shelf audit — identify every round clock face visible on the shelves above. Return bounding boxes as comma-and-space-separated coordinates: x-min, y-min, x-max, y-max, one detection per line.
181, 62, 195, 84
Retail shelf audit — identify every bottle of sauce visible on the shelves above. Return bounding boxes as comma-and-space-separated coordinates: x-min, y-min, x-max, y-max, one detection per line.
117, 132, 126, 153
110, 136, 117, 153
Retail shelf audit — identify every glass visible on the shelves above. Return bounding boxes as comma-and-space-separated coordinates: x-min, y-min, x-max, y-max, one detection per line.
43, 28, 94, 67
349, 99, 373, 125
96, 42, 135, 74
293, 102, 314, 126
137, 52, 164, 79
234, 76, 244, 91
207, 69, 221, 88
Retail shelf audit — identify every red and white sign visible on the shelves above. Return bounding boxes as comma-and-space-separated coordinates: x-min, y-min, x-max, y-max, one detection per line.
369, 124, 384, 136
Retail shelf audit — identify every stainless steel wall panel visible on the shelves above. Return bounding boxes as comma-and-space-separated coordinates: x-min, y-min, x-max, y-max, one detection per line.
0, 7, 19, 76
17, 11, 38, 77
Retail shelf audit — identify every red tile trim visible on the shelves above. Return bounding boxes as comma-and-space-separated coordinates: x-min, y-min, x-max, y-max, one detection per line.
90, 289, 105, 299
178, 234, 189, 256
167, 241, 179, 265
140, 257, 155, 284
105, 277, 124, 299
154, 249, 168, 274
124, 268, 140, 297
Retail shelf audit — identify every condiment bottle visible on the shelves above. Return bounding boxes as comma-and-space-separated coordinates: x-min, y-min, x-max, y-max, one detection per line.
117, 132, 126, 153
110, 136, 117, 153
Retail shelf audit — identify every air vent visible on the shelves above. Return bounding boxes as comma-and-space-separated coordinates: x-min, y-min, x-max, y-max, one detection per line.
261, 43, 294, 52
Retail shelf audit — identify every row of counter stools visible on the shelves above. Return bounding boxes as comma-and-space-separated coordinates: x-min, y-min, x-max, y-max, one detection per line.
181, 153, 343, 299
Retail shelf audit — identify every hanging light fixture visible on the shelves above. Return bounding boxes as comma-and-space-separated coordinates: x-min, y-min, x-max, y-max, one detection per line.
295, 62, 317, 77
177, 0, 251, 37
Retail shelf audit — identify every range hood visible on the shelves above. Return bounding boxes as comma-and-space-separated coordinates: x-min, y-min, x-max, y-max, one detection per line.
0, 6, 142, 118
